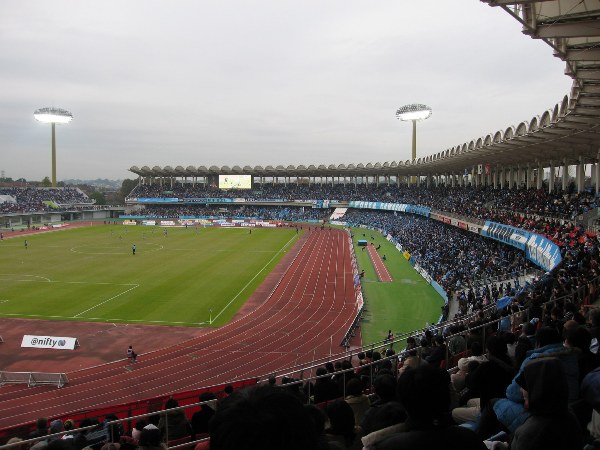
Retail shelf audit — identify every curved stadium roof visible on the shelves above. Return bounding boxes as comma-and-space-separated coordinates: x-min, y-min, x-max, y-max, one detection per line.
130, 0, 600, 180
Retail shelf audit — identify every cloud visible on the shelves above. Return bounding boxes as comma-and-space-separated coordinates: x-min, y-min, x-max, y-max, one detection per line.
0, 0, 573, 180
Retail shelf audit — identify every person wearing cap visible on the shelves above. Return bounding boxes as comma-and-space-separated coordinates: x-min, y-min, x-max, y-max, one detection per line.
511, 358, 583, 450
48, 420, 64, 441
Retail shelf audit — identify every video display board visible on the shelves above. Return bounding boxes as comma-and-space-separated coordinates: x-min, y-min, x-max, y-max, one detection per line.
218, 175, 252, 190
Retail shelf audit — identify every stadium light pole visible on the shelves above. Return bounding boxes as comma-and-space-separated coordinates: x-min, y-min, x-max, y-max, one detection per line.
34, 107, 73, 187
396, 104, 432, 186
396, 104, 432, 162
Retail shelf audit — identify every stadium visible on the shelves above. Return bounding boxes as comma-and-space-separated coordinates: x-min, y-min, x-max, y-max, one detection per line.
1, 1, 600, 449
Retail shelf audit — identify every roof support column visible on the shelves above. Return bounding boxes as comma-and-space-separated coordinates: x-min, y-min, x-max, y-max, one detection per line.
562, 159, 568, 192
578, 156, 585, 193
526, 165, 531, 190
596, 152, 600, 195
510, 167, 514, 189
549, 161, 554, 193
537, 162, 543, 190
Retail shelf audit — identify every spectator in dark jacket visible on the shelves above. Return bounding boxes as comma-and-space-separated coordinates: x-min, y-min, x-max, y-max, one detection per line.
375, 365, 486, 450
191, 392, 217, 438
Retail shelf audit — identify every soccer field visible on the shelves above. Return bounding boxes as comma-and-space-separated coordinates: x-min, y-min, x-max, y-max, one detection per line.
349, 227, 444, 345
0, 225, 299, 326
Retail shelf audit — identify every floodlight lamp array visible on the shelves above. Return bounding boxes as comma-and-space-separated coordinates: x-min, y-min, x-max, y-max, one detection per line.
34, 107, 73, 124
396, 104, 432, 122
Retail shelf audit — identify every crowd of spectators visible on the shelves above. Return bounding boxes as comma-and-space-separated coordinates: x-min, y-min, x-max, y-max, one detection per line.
0, 187, 93, 214
17, 328, 600, 450
135, 205, 330, 221
128, 182, 598, 221
343, 209, 532, 296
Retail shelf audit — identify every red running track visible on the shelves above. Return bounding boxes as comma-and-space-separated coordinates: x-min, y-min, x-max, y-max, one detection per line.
0, 228, 359, 429
367, 244, 392, 282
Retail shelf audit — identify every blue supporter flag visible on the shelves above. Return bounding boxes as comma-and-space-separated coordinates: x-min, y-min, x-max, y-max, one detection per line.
496, 296, 512, 310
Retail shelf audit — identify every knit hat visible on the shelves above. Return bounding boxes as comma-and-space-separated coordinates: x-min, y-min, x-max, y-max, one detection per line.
50, 420, 64, 433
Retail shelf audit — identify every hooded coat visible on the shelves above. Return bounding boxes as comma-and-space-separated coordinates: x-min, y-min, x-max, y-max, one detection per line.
511, 358, 583, 450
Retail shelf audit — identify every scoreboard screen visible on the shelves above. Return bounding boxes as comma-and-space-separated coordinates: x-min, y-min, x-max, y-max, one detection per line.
219, 175, 252, 190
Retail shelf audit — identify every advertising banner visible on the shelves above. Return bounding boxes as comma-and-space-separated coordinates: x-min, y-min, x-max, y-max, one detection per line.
348, 201, 431, 217
182, 198, 233, 203
135, 198, 178, 203
22, 335, 79, 350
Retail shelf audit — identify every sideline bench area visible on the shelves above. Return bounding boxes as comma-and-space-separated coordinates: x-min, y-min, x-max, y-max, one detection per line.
0, 372, 69, 388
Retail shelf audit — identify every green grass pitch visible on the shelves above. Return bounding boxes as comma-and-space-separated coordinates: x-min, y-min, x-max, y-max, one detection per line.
0, 225, 299, 327
349, 227, 444, 346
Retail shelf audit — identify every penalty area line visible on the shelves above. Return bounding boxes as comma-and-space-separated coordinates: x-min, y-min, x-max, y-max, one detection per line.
211, 234, 299, 323
74, 284, 139, 318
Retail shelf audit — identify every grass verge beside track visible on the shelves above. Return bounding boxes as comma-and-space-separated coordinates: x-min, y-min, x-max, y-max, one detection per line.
0, 225, 299, 327
349, 227, 444, 346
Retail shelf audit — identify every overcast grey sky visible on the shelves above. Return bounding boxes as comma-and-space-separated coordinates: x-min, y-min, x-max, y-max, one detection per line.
0, 1, 573, 181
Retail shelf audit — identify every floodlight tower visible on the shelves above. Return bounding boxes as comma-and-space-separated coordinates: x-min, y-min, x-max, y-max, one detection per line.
34, 107, 73, 187
395, 104, 432, 163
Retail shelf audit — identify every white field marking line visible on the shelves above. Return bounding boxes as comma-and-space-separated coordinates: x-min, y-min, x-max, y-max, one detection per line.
0, 312, 207, 326
166, 249, 279, 253
0, 277, 136, 287
73, 284, 139, 317
0, 274, 51, 282
75, 316, 207, 325
70, 243, 164, 255
211, 233, 299, 323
